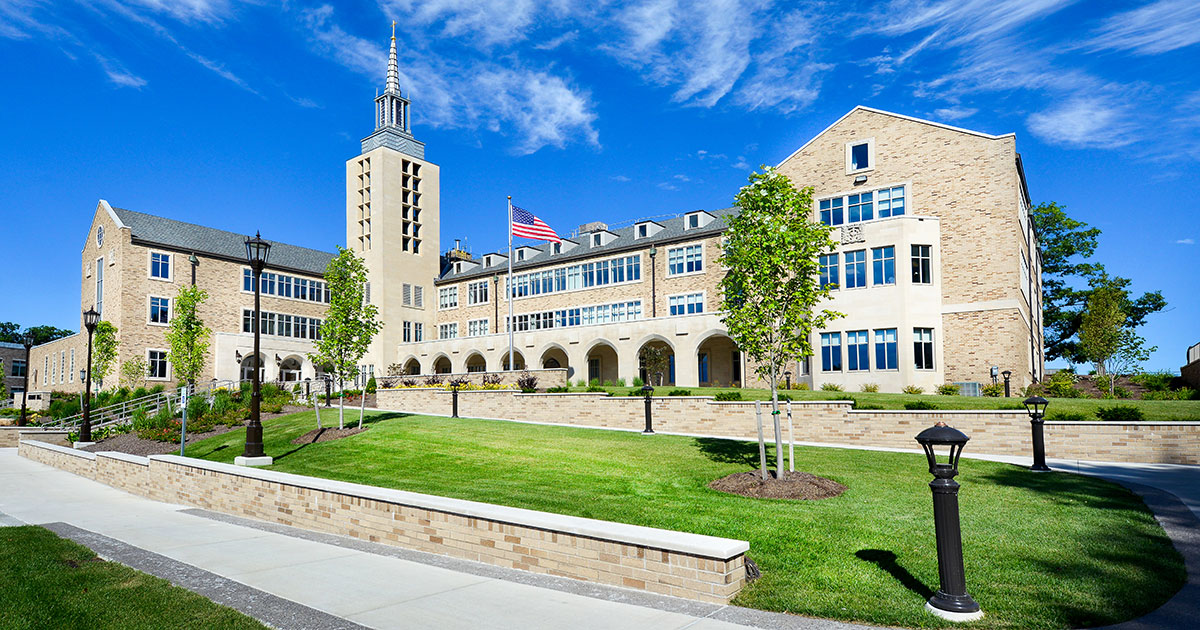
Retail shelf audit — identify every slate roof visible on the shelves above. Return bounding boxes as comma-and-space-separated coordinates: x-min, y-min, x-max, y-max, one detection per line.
111, 208, 335, 276
437, 206, 739, 284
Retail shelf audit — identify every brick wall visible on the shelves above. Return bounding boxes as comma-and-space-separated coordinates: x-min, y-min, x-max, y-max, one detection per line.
0, 427, 70, 448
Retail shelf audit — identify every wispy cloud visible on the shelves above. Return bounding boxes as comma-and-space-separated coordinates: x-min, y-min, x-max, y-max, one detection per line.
1027, 97, 1137, 148
657, 181, 679, 191
1176, 238, 1195, 245
93, 51, 147, 88
932, 106, 976, 121
1084, 0, 1200, 55
610, 174, 630, 182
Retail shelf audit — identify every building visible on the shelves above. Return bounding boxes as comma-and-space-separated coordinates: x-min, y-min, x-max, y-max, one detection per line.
1183, 342, 1200, 389
28, 202, 334, 393
1, 341, 28, 405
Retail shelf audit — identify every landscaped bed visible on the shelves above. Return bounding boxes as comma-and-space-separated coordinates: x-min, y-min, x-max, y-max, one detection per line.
0, 525, 266, 629
184, 410, 1185, 629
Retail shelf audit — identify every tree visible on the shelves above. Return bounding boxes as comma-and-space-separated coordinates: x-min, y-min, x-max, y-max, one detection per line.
1032, 202, 1166, 364
119, 358, 148, 389
638, 345, 670, 386
719, 167, 842, 479
91, 321, 119, 390
308, 247, 382, 429
0, 322, 18, 343
0, 323, 75, 345
165, 285, 211, 388
1080, 281, 1155, 396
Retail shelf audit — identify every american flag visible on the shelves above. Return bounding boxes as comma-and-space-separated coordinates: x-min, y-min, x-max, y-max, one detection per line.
511, 206, 561, 243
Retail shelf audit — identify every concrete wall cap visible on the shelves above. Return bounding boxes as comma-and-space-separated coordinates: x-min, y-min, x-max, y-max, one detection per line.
96, 451, 151, 466
23, 440, 96, 460
148, 454, 749, 559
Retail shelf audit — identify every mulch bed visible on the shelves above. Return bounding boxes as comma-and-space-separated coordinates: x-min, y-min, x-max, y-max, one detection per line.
290, 426, 369, 445
78, 405, 310, 457
709, 470, 847, 500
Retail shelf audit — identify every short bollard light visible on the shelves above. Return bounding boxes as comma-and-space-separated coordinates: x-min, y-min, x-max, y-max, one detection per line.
1001, 370, 1012, 397
641, 385, 655, 434
451, 381, 461, 418
1023, 395, 1051, 472
915, 422, 983, 622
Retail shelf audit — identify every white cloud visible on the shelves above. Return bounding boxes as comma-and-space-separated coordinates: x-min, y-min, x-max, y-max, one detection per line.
122, 0, 234, 24
1085, 0, 1200, 55
1027, 97, 1137, 148
610, 174, 630, 182
731, 156, 750, 170
93, 52, 147, 88
1176, 238, 1195, 245
932, 106, 977, 121
657, 181, 679, 191
865, 0, 1074, 49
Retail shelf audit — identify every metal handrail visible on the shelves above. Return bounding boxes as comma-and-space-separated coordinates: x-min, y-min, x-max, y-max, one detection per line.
45, 379, 243, 430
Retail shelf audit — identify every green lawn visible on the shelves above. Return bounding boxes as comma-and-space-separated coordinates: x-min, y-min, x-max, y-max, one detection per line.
186, 411, 1184, 629
565, 385, 1200, 421
0, 526, 266, 630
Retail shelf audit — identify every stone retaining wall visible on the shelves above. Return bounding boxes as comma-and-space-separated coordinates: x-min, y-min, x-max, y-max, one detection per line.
18, 440, 748, 603
0, 426, 71, 448
377, 388, 1200, 465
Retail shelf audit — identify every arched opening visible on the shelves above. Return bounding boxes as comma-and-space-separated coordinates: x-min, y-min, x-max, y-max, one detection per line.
540, 346, 569, 376
239, 354, 264, 382
402, 358, 421, 375
696, 333, 742, 387
280, 356, 304, 383
500, 350, 525, 371
585, 341, 619, 385
637, 339, 675, 386
433, 355, 452, 374
466, 352, 487, 373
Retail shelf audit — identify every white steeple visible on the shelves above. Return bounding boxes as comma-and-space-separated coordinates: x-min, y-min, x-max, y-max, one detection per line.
361, 22, 424, 158
386, 21, 401, 96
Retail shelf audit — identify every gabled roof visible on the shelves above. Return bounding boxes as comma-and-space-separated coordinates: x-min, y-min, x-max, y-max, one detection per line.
110, 207, 335, 276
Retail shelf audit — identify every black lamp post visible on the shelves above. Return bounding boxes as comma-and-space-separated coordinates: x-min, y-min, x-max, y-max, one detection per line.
80, 307, 101, 444
915, 422, 983, 622
784, 371, 792, 391
641, 384, 655, 434
451, 380, 460, 418
648, 246, 657, 318
1001, 370, 1012, 397
18, 331, 33, 427
305, 377, 312, 399
238, 232, 271, 466
325, 376, 332, 407
1023, 396, 1051, 472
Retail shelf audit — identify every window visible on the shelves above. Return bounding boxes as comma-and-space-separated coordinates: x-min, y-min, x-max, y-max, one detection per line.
592, 233, 601, 247
914, 328, 935, 370
819, 185, 905, 226
509, 255, 639, 299
874, 328, 898, 370
820, 332, 842, 372
467, 280, 489, 305
517, 250, 525, 261
844, 250, 867, 288
402, 283, 412, 306
911, 245, 932, 284
872, 246, 895, 285
439, 323, 458, 339
638, 224, 648, 238
551, 242, 562, 254
95, 258, 104, 316
848, 140, 872, 172
667, 244, 702, 276
413, 323, 423, 342
69, 349, 74, 382
403, 321, 412, 343
12, 359, 26, 377
846, 331, 870, 371
439, 286, 458, 309
819, 254, 839, 289
848, 192, 873, 223
96, 226, 104, 247
819, 198, 844, 226
150, 252, 171, 280
688, 214, 699, 229
468, 319, 489, 337
149, 297, 169, 324
147, 350, 169, 379
876, 186, 905, 218
414, 286, 424, 308
51, 353, 56, 385
669, 293, 703, 316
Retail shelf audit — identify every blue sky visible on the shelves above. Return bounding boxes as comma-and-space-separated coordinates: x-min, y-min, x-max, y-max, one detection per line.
0, 0, 1197, 372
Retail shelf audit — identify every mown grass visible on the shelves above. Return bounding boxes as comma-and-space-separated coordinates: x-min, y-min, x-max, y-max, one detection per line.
0, 526, 266, 630
564, 385, 1200, 421
187, 411, 1185, 629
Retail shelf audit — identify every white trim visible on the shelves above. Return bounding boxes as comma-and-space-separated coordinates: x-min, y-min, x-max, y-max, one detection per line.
438, 286, 459, 311
666, 290, 705, 317
665, 242, 705, 278
941, 299, 1024, 314
147, 295, 171, 327
148, 250, 173, 283
845, 137, 875, 175
98, 199, 127, 229
146, 348, 171, 381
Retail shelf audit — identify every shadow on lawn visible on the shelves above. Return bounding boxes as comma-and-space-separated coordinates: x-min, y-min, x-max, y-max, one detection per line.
973, 464, 1144, 513
855, 549, 933, 600
273, 412, 412, 462
693, 437, 770, 468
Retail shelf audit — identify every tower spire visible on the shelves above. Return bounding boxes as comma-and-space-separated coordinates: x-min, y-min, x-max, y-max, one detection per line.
361, 25, 424, 159
386, 21, 400, 95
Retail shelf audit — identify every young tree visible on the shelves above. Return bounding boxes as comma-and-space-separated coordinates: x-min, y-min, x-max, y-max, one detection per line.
638, 345, 670, 386
165, 285, 212, 388
1080, 281, 1155, 396
308, 247, 382, 429
720, 167, 842, 479
91, 321, 119, 390
119, 357, 148, 389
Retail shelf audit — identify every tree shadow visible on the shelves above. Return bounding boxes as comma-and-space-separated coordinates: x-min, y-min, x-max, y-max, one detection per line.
973, 464, 1143, 513
693, 437, 768, 467
855, 549, 934, 600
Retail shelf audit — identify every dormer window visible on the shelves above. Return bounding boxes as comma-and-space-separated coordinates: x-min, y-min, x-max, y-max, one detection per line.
455, 262, 462, 273
688, 215, 699, 229
552, 242, 561, 254
847, 139, 875, 173
683, 211, 714, 230
517, 250, 525, 261
638, 224, 648, 238
592, 233, 601, 247
635, 221, 664, 239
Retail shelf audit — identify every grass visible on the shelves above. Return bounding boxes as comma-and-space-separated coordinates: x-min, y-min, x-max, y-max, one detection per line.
0, 526, 266, 630
566, 385, 1200, 421
187, 411, 1185, 629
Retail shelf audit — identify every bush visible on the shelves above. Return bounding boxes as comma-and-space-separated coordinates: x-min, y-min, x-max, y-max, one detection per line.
776, 393, 793, 401
936, 384, 960, 396
1097, 405, 1145, 422
516, 372, 539, 393
905, 400, 938, 410
793, 382, 810, 391
998, 403, 1025, 410
714, 391, 743, 401
1047, 411, 1090, 422
859, 383, 879, 393
1112, 386, 1134, 399
1131, 371, 1175, 392
667, 389, 692, 396
1044, 371, 1085, 398
1143, 388, 1198, 401
615, 378, 626, 387
423, 375, 443, 387
589, 378, 601, 387
586, 386, 607, 393
981, 383, 1005, 397
186, 396, 207, 424
902, 385, 924, 395
366, 377, 377, 393
857, 403, 884, 410
820, 383, 843, 392
481, 373, 502, 386
632, 377, 644, 387
546, 386, 569, 393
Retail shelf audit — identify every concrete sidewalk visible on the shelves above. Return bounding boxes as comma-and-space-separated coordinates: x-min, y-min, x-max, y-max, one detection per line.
0, 448, 869, 630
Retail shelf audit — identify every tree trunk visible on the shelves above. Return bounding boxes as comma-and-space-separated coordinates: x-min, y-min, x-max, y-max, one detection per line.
358, 387, 366, 429
786, 399, 795, 472
770, 371, 784, 478
338, 374, 345, 429
313, 394, 322, 429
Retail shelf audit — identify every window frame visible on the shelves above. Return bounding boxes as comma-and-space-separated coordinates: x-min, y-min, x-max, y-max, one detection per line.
148, 295, 171, 326
846, 330, 870, 372
666, 243, 704, 278
149, 251, 173, 282
871, 246, 896, 286
817, 182, 909, 227
911, 244, 933, 285
439, 286, 459, 310
667, 291, 705, 317
820, 332, 842, 372
873, 328, 899, 371
846, 138, 875, 174
914, 328, 936, 371
146, 348, 170, 381
844, 249, 868, 289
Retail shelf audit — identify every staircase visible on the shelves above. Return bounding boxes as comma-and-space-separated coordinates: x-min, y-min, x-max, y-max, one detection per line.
45, 379, 242, 432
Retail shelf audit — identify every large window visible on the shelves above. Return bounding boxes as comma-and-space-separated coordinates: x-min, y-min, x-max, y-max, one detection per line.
846, 330, 869, 371
149, 297, 169, 324
911, 245, 932, 284
468, 319, 489, 337
150, 252, 171, 280
242, 269, 330, 303
914, 328, 935, 370
820, 333, 842, 372
819, 185, 905, 226
242, 309, 321, 341
874, 328, 898, 370
669, 293, 703, 316
872, 246, 895, 285
413, 322, 423, 342
667, 245, 703, 276
819, 254, 839, 289
848, 192, 873, 223
439, 286, 458, 310
467, 280, 489, 305
95, 258, 104, 316
403, 321, 412, 343
505, 300, 642, 332
844, 250, 867, 288
147, 350, 169, 379
509, 255, 640, 299
11, 359, 26, 377
439, 323, 458, 339
876, 187, 905, 218
819, 198, 844, 226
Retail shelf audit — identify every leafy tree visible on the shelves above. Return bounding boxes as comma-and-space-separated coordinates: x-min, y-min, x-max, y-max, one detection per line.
0, 323, 75, 345
1031, 202, 1166, 364
1080, 281, 1156, 396
165, 285, 211, 388
119, 357, 148, 389
308, 247, 382, 429
719, 166, 842, 479
90, 321, 119, 389
0, 322, 18, 343
638, 345, 670, 386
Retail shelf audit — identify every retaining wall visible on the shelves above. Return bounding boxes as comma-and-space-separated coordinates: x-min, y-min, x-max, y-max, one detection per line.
376, 388, 1200, 465
18, 440, 748, 603
0, 426, 71, 448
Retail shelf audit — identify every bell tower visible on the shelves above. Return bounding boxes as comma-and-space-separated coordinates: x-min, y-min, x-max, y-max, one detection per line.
347, 23, 441, 375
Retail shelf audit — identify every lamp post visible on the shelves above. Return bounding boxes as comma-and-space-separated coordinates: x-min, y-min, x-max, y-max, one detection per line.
1023, 396, 1051, 472
451, 380, 460, 418
648, 247, 657, 318
79, 307, 101, 445
784, 370, 792, 391
305, 377, 312, 399
915, 422, 983, 622
189, 253, 199, 286
1001, 370, 1012, 397
236, 232, 272, 467
325, 376, 332, 407
641, 385, 655, 434
18, 331, 33, 427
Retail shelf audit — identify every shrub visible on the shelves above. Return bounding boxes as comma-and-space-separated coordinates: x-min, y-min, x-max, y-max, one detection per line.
667, 389, 692, 396
131, 387, 149, 400
1097, 405, 1145, 422
586, 386, 607, 393
1043, 371, 1085, 398
546, 386, 569, 393
905, 400, 938, 410
481, 373, 502, 386
632, 377, 644, 387
262, 402, 283, 414
714, 391, 743, 401
186, 396, 207, 424
859, 383, 879, 393
820, 383, 843, 392
210, 391, 236, 417
574, 379, 587, 387
1047, 411, 1090, 422
902, 385, 924, 395
423, 375, 443, 387
1130, 371, 1175, 392
857, 403, 884, 410
776, 393, 793, 401
400, 378, 417, 388
615, 378, 626, 387
998, 403, 1025, 410
516, 372, 539, 393
446, 377, 469, 390
366, 377, 377, 393
936, 384, 960, 396
981, 383, 1005, 397
794, 382, 810, 391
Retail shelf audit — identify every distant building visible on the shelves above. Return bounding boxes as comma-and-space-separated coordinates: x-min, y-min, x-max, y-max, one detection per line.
1184, 342, 1200, 388
1, 341, 27, 405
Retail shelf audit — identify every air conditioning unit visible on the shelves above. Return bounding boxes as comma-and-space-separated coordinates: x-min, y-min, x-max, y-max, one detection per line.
954, 382, 982, 397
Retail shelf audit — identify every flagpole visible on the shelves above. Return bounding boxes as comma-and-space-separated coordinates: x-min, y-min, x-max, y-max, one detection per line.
507, 196, 514, 372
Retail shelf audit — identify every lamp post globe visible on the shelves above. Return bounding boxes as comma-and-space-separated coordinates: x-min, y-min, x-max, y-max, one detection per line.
80, 307, 101, 444
1023, 395, 1051, 472
18, 331, 34, 427
237, 232, 272, 466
